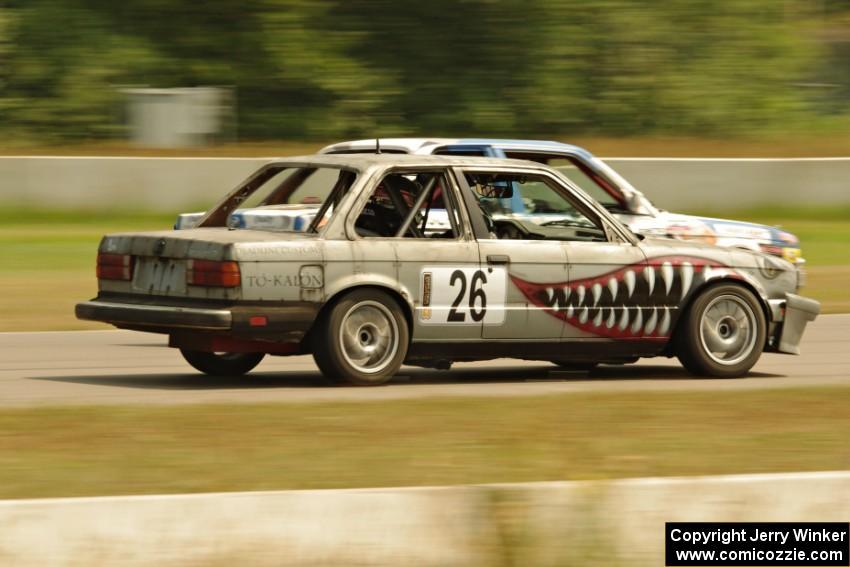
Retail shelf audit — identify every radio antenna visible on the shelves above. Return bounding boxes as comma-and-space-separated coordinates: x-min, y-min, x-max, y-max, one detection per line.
375, 138, 381, 154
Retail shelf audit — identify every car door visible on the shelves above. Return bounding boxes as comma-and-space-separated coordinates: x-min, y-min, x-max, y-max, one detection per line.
489, 168, 652, 342
455, 165, 661, 348
454, 166, 569, 340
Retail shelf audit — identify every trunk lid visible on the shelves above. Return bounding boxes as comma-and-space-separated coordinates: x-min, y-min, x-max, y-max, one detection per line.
97, 228, 318, 299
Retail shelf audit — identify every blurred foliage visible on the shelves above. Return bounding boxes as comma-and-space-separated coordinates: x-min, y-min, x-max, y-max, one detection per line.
0, 0, 845, 142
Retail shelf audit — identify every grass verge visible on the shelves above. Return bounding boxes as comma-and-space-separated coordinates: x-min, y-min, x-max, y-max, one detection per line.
1, 211, 175, 331
0, 387, 848, 499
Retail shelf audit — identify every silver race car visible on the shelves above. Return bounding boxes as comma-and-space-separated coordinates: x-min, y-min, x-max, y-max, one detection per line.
76, 154, 820, 385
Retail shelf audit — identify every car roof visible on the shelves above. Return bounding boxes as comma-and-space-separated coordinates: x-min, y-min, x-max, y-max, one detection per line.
262, 152, 548, 171
320, 137, 595, 159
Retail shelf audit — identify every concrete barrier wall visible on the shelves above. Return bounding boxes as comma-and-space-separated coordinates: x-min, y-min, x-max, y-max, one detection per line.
0, 471, 847, 566
607, 157, 850, 210
0, 157, 264, 211
0, 156, 849, 212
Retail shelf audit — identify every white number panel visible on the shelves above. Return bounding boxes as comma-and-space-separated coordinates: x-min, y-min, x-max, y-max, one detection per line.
418, 266, 506, 325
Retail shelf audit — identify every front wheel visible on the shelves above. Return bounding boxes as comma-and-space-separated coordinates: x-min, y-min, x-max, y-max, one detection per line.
180, 350, 265, 376
676, 284, 766, 378
312, 289, 409, 386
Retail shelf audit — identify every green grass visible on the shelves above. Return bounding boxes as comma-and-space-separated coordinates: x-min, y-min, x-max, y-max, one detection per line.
1, 206, 848, 331
0, 210, 175, 331
0, 387, 848, 499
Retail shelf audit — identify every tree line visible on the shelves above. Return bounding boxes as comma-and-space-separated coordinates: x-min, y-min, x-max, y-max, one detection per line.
0, 0, 843, 143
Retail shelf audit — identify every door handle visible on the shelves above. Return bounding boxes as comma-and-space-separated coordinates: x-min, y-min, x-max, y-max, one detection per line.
487, 254, 510, 265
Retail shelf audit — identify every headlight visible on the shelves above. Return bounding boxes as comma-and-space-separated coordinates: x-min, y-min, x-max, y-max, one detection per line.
782, 247, 802, 263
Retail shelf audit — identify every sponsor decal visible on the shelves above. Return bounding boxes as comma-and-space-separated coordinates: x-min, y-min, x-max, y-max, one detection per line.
246, 274, 322, 288
511, 255, 727, 340
421, 272, 432, 320
665, 222, 718, 245
239, 244, 320, 258
709, 222, 772, 241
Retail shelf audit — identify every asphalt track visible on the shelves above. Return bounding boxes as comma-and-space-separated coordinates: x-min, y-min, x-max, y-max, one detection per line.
1, 314, 848, 407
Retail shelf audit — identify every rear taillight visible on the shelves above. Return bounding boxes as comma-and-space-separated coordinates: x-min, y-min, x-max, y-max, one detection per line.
97, 253, 134, 281
187, 259, 241, 288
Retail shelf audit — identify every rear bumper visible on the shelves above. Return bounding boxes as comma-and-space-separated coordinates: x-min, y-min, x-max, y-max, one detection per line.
76, 300, 231, 330
75, 296, 319, 340
767, 293, 821, 355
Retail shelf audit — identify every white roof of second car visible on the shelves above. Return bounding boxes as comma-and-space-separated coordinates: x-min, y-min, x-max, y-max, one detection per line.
265, 152, 547, 171
319, 138, 460, 154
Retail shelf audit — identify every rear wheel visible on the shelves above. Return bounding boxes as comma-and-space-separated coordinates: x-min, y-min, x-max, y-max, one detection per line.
676, 284, 766, 378
312, 289, 409, 386
180, 350, 265, 376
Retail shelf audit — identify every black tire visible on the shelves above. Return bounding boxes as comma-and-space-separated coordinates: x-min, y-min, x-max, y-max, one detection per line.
180, 350, 265, 376
675, 283, 766, 378
312, 289, 409, 386
549, 361, 598, 372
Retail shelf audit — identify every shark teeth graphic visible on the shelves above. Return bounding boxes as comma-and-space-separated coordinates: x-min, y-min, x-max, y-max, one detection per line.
592, 283, 602, 307
644, 307, 658, 335
624, 270, 636, 298
659, 306, 671, 336
630, 308, 643, 335
661, 262, 674, 295
608, 278, 618, 301
644, 266, 655, 295
681, 263, 693, 298
618, 306, 629, 331
593, 309, 603, 327
510, 255, 728, 340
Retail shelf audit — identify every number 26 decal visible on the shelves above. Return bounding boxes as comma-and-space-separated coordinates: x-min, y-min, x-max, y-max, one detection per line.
420, 266, 506, 325
447, 269, 487, 322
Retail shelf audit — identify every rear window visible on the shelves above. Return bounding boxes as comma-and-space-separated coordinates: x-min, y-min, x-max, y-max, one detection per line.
199, 166, 358, 232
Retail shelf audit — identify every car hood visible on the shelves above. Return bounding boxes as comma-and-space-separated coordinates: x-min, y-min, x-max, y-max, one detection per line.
624, 211, 797, 248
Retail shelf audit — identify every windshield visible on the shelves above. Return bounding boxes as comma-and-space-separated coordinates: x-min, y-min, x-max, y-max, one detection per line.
197, 165, 358, 232
501, 151, 655, 216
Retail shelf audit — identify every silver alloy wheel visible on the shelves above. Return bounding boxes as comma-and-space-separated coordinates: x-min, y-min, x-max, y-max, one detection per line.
698, 294, 758, 366
338, 300, 400, 374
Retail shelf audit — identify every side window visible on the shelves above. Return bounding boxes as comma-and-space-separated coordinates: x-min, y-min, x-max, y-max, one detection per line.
354, 171, 459, 239
464, 171, 608, 242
